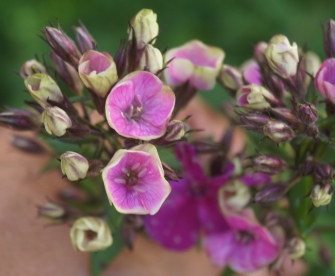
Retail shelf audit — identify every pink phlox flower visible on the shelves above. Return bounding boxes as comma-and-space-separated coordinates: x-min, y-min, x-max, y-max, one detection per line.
315, 58, 335, 105
105, 71, 175, 140
144, 142, 233, 250
241, 59, 262, 85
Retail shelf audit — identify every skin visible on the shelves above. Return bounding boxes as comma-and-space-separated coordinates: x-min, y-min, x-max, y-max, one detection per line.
0, 97, 306, 276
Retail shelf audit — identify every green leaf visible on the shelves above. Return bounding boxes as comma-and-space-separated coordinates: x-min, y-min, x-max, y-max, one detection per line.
288, 176, 320, 237
221, 267, 234, 276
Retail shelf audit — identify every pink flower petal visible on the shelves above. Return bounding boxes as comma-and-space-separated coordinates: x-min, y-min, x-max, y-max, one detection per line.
240, 172, 272, 187
242, 59, 262, 85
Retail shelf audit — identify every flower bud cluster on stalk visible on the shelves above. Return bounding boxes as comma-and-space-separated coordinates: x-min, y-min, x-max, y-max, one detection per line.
2, 8, 335, 276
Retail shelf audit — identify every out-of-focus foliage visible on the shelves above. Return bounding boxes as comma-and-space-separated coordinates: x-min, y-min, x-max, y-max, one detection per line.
0, 0, 334, 108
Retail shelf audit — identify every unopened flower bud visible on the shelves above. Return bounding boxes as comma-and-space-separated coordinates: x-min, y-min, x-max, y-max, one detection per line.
0, 108, 40, 131
265, 35, 299, 79
20, 59, 47, 78
315, 163, 333, 183
78, 50, 118, 98
255, 183, 288, 203
161, 120, 187, 143
128, 9, 159, 49
50, 51, 83, 95
218, 179, 251, 212
241, 59, 262, 85
73, 23, 96, 54
306, 124, 319, 138
10, 135, 45, 154
287, 237, 306, 259
254, 41, 268, 63
114, 40, 127, 77
253, 155, 287, 174
139, 44, 163, 74
24, 73, 64, 108
41, 106, 72, 137
270, 108, 300, 124
303, 51, 321, 89
323, 19, 335, 58
240, 113, 270, 127
263, 120, 294, 143
60, 151, 89, 181
38, 202, 65, 219
297, 103, 318, 124
300, 157, 315, 176
236, 84, 278, 110
311, 183, 333, 207
219, 65, 243, 91
44, 26, 81, 67
70, 217, 113, 252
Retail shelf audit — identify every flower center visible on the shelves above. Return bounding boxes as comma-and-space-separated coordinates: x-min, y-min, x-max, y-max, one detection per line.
235, 230, 255, 245
190, 184, 208, 197
124, 94, 144, 121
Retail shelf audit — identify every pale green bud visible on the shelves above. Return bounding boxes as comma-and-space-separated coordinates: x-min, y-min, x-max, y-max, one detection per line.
60, 151, 89, 181
41, 106, 72, 137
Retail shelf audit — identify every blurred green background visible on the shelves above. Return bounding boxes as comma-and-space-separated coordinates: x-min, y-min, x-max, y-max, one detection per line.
1, 0, 334, 108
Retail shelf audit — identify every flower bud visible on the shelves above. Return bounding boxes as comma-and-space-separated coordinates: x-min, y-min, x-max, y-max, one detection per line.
315, 58, 335, 105
263, 120, 295, 143
300, 157, 315, 176
78, 50, 118, 98
60, 151, 89, 181
10, 135, 45, 154
38, 202, 65, 219
236, 84, 278, 110
50, 51, 83, 95
311, 183, 333, 207
315, 163, 333, 183
114, 40, 127, 77
254, 41, 268, 63
240, 113, 271, 127
159, 120, 187, 143
218, 179, 251, 213
323, 19, 335, 58
218, 65, 243, 91
139, 44, 163, 74
44, 26, 81, 67
70, 217, 113, 252
287, 237, 306, 259
253, 155, 287, 174
241, 59, 262, 85
24, 73, 64, 108
255, 183, 288, 203
296, 103, 318, 124
41, 106, 72, 137
128, 9, 159, 49
73, 23, 96, 54
0, 108, 40, 131
302, 51, 321, 89
20, 59, 47, 78
265, 35, 299, 79
270, 107, 300, 124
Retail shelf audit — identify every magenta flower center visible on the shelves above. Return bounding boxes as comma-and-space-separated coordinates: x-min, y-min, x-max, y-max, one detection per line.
123, 94, 145, 121
114, 162, 148, 191
235, 230, 255, 245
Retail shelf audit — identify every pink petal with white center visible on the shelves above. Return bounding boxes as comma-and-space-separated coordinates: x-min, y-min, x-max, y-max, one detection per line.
144, 179, 201, 250
242, 59, 262, 85
105, 71, 175, 140
164, 58, 194, 86
102, 144, 171, 215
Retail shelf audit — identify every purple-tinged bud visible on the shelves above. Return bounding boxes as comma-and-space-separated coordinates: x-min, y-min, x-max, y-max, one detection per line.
300, 157, 315, 176
158, 120, 187, 143
38, 202, 65, 219
287, 237, 306, 259
20, 59, 47, 78
78, 50, 118, 98
24, 73, 64, 108
50, 51, 83, 95
241, 59, 262, 85
255, 183, 288, 203
139, 44, 163, 74
60, 151, 89, 181
254, 41, 268, 63
302, 51, 321, 89
265, 35, 299, 79
0, 109, 40, 131
236, 84, 279, 110
44, 26, 82, 67
128, 9, 159, 50
114, 40, 127, 77
41, 106, 72, 137
73, 23, 96, 54
297, 103, 318, 124
240, 113, 271, 127
319, 245, 332, 267
315, 58, 335, 105
323, 19, 335, 58
10, 135, 45, 154
270, 108, 300, 124
86, 160, 104, 178
218, 65, 243, 91
253, 155, 287, 174
305, 124, 319, 138
263, 120, 294, 143
315, 163, 333, 183
311, 183, 333, 207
